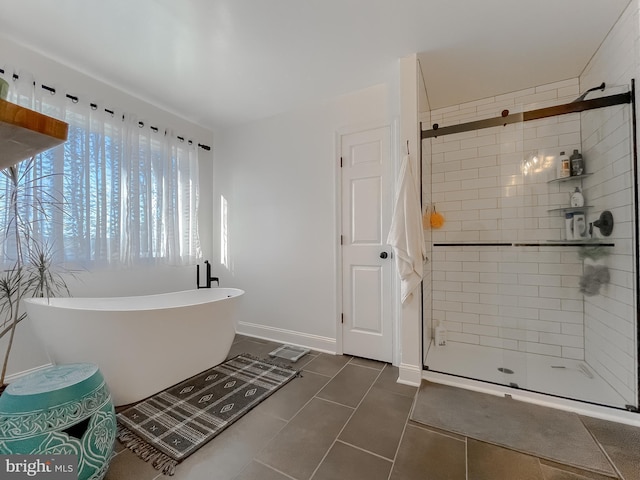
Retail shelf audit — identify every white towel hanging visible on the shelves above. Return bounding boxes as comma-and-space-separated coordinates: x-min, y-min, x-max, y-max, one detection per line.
387, 155, 426, 303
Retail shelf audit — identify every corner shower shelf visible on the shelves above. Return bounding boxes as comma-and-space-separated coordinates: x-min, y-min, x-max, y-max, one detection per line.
547, 205, 593, 214
0, 98, 68, 170
547, 173, 592, 184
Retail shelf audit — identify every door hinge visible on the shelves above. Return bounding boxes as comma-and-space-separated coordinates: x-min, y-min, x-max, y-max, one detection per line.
340, 235, 344, 245
341, 313, 344, 324
340, 156, 343, 167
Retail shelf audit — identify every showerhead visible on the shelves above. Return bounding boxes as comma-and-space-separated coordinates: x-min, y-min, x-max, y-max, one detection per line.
573, 82, 605, 102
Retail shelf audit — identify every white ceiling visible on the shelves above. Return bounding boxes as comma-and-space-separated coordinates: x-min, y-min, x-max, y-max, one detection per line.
0, 0, 632, 130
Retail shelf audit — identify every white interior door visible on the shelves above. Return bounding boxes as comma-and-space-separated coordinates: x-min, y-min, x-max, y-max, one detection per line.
341, 126, 393, 362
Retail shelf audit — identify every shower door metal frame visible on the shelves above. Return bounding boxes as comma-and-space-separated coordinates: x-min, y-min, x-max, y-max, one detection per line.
421, 91, 632, 139
632, 79, 639, 412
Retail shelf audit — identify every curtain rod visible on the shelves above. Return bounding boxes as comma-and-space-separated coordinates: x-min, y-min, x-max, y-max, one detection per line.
0, 68, 211, 151
422, 90, 632, 139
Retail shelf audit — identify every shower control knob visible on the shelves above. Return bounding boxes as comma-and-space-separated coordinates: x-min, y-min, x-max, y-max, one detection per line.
380, 252, 388, 259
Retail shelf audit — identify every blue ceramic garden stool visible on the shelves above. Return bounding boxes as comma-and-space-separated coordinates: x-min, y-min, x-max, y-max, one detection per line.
0, 363, 116, 480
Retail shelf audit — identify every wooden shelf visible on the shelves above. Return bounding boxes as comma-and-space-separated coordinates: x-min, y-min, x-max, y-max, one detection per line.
0, 98, 68, 170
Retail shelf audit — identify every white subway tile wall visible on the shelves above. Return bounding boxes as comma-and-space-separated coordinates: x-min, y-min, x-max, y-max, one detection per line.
420, 111, 433, 358
427, 78, 584, 358
578, 0, 639, 406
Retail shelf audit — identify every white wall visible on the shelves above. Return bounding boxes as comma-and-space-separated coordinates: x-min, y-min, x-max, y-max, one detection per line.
214, 80, 399, 353
396, 56, 423, 384
0, 37, 215, 378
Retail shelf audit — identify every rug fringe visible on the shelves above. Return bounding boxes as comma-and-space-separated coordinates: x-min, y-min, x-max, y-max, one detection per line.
117, 424, 178, 476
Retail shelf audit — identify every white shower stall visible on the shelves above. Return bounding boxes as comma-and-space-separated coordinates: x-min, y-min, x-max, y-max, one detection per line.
421, 78, 638, 412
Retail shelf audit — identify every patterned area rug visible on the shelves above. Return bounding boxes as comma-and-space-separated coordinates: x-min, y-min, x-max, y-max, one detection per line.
116, 354, 298, 475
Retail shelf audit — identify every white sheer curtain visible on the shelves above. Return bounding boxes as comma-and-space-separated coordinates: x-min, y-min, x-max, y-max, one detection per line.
0, 68, 202, 268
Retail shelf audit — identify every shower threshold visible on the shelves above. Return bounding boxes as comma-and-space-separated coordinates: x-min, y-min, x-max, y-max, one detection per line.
424, 341, 627, 409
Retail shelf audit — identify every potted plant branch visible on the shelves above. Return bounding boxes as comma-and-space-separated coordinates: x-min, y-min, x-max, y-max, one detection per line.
0, 158, 69, 391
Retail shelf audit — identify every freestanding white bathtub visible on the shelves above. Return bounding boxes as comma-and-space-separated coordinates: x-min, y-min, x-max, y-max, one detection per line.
24, 288, 244, 406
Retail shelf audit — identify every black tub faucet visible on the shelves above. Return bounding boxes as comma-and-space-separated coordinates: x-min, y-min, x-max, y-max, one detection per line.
196, 260, 219, 288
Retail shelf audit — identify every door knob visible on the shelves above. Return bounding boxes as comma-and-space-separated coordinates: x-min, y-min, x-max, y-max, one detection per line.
380, 252, 388, 259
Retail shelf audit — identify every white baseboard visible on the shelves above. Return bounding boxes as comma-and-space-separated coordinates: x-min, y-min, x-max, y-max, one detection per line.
237, 321, 337, 354
5, 363, 54, 384
397, 363, 422, 387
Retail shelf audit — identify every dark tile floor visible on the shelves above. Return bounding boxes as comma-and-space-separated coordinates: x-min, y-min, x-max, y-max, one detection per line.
105, 335, 640, 480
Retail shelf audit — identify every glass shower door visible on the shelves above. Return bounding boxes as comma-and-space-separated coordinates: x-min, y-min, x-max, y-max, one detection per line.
495, 117, 530, 393
423, 82, 638, 411
506, 84, 637, 409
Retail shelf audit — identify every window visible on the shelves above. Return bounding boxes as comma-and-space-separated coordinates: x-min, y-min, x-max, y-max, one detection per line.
220, 194, 228, 269
0, 72, 201, 268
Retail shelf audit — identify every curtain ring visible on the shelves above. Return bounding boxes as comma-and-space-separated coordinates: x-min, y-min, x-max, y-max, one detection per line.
139, 121, 144, 128
90, 103, 98, 110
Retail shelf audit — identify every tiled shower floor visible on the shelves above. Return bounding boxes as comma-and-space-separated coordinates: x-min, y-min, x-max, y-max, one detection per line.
104, 335, 640, 480
425, 340, 628, 408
